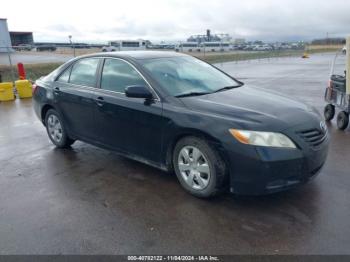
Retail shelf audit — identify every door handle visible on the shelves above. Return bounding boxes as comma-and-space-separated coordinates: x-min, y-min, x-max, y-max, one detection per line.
53, 87, 60, 95
95, 96, 105, 107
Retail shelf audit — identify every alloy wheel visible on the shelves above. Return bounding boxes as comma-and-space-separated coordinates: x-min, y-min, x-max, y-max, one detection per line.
47, 114, 63, 143
178, 146, 211, 190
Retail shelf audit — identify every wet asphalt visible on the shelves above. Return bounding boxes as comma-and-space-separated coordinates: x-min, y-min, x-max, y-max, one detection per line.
0, 53, 349, 255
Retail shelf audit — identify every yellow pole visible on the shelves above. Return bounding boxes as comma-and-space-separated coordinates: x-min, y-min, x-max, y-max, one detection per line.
346, 36, 350, 94
302, 45, 309, 59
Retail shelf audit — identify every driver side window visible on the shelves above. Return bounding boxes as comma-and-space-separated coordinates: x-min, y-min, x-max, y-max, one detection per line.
101, 58, 148, 93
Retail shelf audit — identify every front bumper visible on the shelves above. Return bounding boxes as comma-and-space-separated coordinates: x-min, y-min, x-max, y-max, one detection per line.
223, 126, 329, 195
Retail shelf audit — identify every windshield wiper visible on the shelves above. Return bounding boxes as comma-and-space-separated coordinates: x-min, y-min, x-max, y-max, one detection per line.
175, 92, 211, 98
175, 84, 242, 98
213, 85, 240, 93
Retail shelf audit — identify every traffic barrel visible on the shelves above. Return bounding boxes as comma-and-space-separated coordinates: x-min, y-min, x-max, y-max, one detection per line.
0, 82, 15, 101
17, 63, 26, 80
15, 80, 32, 98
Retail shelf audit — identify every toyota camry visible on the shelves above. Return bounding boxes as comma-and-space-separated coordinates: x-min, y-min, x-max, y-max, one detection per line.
33, 51, 329, 198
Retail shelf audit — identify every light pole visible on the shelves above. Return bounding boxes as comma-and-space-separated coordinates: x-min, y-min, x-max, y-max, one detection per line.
1, 40, 15, 84
68, 35, 75, 57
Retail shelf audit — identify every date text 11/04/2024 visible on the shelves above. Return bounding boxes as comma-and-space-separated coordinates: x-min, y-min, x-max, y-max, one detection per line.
127, 255, 220, 261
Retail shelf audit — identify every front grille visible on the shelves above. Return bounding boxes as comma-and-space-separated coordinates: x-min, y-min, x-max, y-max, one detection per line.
297, 128, 328, 149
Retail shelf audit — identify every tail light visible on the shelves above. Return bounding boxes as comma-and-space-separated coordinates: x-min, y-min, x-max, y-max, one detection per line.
32, 83, 38, 94
328, 80, 333, 89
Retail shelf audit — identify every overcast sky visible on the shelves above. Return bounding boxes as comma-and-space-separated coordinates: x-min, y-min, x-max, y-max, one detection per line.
1, 0, 350, 43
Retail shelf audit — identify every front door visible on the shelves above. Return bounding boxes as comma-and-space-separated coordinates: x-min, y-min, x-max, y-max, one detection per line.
93, 58, 164, 164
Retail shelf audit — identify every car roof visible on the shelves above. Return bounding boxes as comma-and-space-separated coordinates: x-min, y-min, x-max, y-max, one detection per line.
87, 51, 188, 60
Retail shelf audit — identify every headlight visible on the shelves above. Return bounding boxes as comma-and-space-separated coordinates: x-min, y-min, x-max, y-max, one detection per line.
229, 129, 296, 149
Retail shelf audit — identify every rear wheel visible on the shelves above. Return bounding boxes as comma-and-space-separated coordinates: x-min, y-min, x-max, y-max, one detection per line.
324, 104, 335, 121
337, 111, 349, 130
173, 136, 227, 198
45, 109, 75, 148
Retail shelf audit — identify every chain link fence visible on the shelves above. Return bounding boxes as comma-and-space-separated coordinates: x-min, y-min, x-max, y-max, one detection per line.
0, 45, 77, 83
0, 46, 16, 83
0, 44, 342, 83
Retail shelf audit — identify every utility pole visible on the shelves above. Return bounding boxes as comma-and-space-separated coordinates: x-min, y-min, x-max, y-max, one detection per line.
68, 35, 75, 57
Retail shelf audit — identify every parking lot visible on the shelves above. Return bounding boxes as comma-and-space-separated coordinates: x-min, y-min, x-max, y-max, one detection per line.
0, 53, 349, 255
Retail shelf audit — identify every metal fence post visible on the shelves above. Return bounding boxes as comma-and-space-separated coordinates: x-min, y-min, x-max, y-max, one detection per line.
6, 46, 16, 84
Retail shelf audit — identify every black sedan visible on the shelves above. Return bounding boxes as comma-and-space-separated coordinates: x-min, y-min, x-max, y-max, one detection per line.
33, 51, 329, 198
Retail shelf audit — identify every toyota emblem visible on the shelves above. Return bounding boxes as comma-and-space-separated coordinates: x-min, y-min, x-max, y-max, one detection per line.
320, 121, 327, 133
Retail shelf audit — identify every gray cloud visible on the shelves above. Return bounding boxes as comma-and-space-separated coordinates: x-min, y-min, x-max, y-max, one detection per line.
4, 0, 350, 42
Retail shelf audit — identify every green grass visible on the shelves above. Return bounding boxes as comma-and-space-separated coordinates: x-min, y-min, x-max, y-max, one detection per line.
0, 47, 339, 82
194, 50, 305, 64
0, 63, 63, 82
306, 48, 342, 54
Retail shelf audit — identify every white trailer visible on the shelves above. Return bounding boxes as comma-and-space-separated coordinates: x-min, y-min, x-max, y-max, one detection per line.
175, 42, 200, 52
102, 40, 147, 52
202, 42, 230, 52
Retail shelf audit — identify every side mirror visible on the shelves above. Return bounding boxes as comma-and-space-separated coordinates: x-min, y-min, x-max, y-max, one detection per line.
125, 85, 153, 99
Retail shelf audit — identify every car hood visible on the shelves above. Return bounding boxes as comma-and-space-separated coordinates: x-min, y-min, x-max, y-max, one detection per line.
179, 86, 320, 131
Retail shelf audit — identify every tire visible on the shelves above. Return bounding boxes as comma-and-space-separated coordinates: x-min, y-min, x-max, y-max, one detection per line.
324, 104, 335, 121
337, 111, 349, 130
173, 136, 227, 198
45, 109, 75, 148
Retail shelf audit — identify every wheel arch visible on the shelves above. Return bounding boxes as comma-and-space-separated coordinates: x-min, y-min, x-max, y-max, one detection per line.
41, 104, 56, 125
165, 128, 229, 173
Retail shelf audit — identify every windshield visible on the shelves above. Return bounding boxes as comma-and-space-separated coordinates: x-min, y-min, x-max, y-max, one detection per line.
140, 56, 242, 97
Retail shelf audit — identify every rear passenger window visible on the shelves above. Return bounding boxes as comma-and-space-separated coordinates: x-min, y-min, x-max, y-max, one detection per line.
101, 58, 147, 93
69, 58, 99, 87
57, 67, 71, 82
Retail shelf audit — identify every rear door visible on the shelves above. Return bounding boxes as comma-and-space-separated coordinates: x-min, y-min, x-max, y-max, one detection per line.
92, 58, 164, 163
53, 57, 101, 140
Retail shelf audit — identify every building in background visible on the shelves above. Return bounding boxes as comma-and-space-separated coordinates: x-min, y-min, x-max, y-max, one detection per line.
187, 29, 232, 44
0, 18, 13, 52
234, 38, 246, 45
10, 31, 34, 46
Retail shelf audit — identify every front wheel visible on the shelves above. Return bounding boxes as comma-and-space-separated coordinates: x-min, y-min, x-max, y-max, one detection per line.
337, 111, 349, 130
173, 137, 227, 198
45, 109, 75, 148
324, 104, 335, 121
